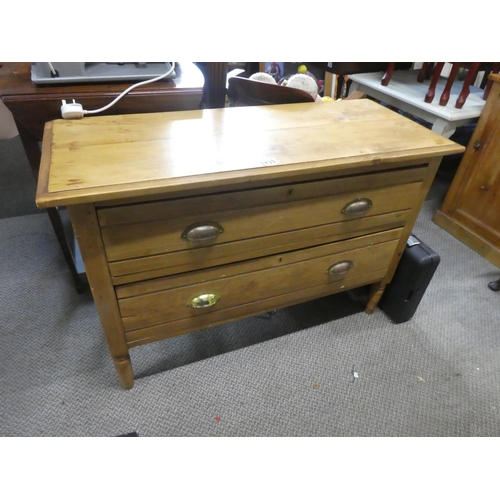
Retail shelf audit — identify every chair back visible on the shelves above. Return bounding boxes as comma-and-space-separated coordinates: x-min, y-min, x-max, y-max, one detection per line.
227, 76, 315, 106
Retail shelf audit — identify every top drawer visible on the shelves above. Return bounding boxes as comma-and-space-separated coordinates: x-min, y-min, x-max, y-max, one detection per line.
98, 167, 426, 279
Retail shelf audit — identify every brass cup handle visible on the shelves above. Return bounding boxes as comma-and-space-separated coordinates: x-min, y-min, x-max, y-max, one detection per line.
181, 221, 224, 243
188, 293, 220, 309
327, 260, 353, 275
341, 198, 373, 215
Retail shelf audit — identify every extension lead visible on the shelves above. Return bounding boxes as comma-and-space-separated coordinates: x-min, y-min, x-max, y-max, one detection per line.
60, 62, 175, 119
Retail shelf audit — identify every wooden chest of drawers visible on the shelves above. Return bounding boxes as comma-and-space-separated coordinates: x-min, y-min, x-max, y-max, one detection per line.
36, 99, 463, 389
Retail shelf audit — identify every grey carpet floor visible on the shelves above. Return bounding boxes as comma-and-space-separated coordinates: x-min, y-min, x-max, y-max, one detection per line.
1, 169, 499, 436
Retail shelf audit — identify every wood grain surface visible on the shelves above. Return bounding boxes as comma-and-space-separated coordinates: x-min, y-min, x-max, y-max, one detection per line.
36, 99, 464, 208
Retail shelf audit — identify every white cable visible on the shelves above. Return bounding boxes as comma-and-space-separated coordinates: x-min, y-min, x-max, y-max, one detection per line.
83, 62, 175, 115
47, 62, 58, 76
61, 63, 175, 119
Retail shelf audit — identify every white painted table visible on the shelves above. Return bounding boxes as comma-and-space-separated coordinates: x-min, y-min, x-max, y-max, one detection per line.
348, 70, 486, 138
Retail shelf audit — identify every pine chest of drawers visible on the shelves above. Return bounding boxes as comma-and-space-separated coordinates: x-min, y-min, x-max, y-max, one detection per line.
36, 99, 463, 388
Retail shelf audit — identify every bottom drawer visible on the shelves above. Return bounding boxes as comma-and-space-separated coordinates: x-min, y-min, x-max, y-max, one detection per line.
118, 228, 402, 346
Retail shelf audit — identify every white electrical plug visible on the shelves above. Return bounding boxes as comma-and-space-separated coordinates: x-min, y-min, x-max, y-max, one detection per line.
61, 99, 84, 119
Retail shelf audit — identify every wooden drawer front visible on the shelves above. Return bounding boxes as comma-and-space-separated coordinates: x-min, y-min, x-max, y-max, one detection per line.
100, 170, 423, 273
125, 266, 389, 348
117, 228, 402, 333
109, 210, 410, 285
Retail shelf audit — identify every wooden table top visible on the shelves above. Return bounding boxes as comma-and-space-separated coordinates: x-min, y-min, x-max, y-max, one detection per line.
36, 99, 465, 208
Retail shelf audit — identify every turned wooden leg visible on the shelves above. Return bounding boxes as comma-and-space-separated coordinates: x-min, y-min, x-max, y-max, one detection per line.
456, 62, 480, 109
488, 278, 500, 292
418, 62, 435, 82
439, 63, 460, 106
417, 63, 429, 82
113, 354, 135, 389
68, 204, 135, 390
425, 62, 445, 103
425, 62, 435, 79
365, 282, 386, 314
382, 63, 395, 86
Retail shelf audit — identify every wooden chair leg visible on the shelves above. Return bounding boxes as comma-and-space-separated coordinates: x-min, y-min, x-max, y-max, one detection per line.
425, 62, 435, 79
425, 62, 445, 103
455, 62, 480, 109
382, 63, 395, 86
439, 63, 461, 106
417, 63, 429, 82
483, 62, 500, 100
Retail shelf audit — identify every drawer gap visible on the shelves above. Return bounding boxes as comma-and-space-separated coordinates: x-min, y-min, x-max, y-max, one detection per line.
124, 268, 389, 348
115, 228, 403, 300
116, 232, 401, 333
97, 170, 426, 229
96, 162, 428, 213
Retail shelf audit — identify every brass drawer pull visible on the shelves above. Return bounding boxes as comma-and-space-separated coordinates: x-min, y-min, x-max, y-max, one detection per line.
327, 260, 353, 275
181, 221, 224, 242
341, 198, 373, 215
188, 293, 220, 308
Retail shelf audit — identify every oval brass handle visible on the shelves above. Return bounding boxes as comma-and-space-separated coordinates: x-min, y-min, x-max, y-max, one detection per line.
341, 198, 373, 215
188, 293, 220, 308
181, 221, 224, 242
327, 260, 353, 275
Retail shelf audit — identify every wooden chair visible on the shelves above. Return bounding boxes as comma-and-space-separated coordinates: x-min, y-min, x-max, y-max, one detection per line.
418, 63, 499, 108
382, 62, 500, 108
227, 76, 315, 107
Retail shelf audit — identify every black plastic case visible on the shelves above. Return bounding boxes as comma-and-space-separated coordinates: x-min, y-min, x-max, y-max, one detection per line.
379, 234, 440, 323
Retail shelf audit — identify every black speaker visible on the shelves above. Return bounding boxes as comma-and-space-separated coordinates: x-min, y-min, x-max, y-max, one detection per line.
379, 234, 440, 323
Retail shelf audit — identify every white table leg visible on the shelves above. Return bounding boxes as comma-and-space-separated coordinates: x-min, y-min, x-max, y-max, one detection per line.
431, 118, 457, 139
349, 82, 360, 94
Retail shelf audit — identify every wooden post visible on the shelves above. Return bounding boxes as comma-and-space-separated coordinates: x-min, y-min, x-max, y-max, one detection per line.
68, 204, 134, 389
425, 62, 445, 103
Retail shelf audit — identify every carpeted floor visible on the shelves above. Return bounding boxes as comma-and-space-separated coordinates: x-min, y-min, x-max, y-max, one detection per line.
1, 135, 500, 437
